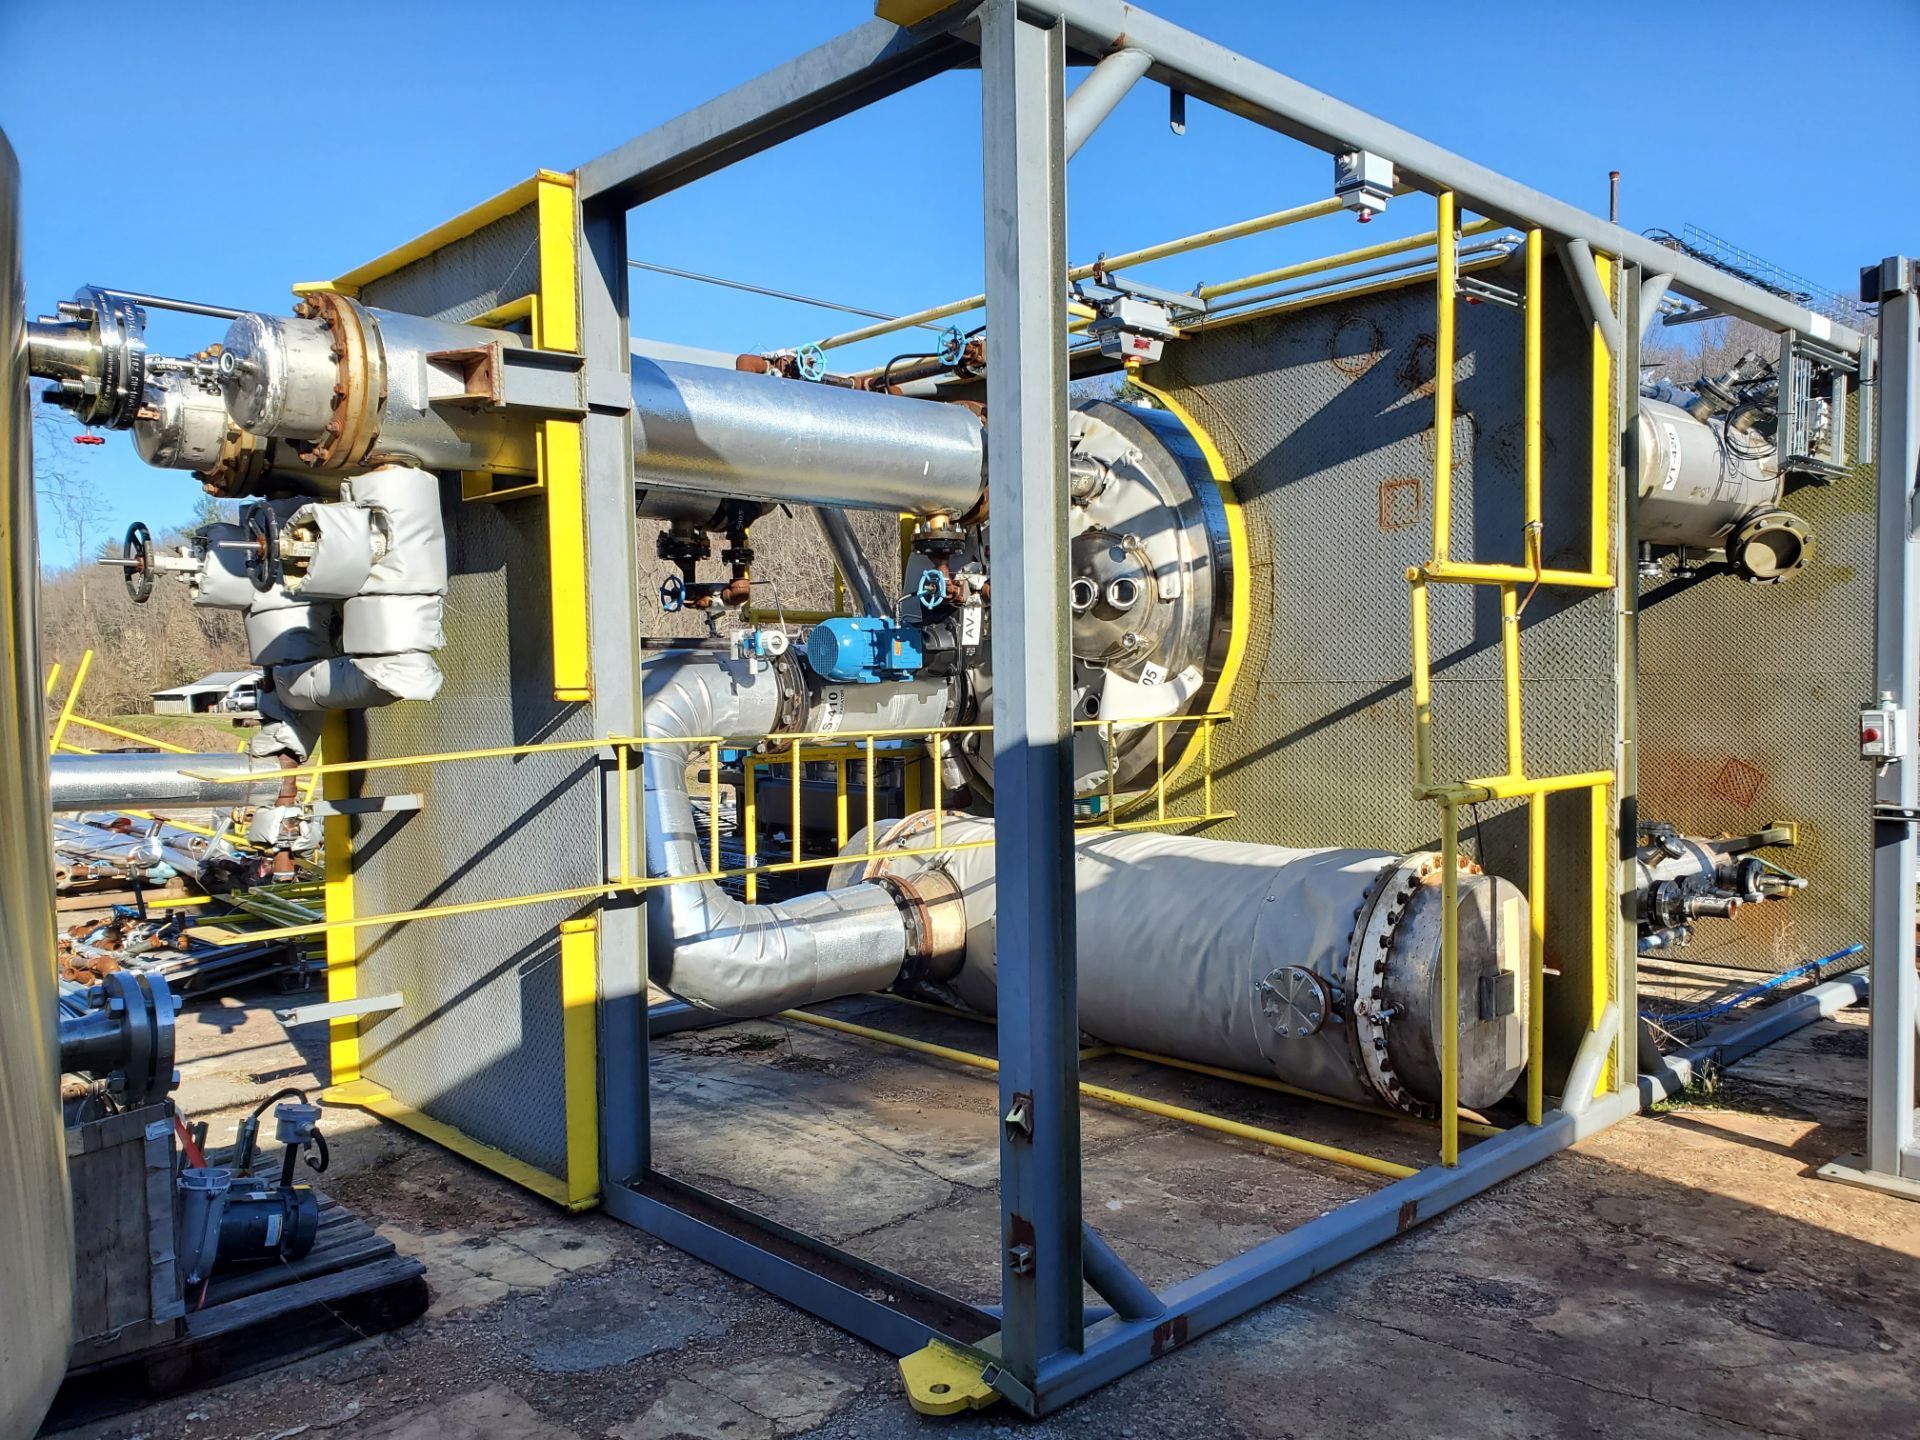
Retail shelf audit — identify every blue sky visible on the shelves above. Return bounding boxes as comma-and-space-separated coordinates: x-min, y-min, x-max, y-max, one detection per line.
5, 0, 1916, 564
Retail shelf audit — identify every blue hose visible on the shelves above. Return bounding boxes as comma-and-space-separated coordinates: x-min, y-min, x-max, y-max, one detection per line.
1640, 942, 1864, 1026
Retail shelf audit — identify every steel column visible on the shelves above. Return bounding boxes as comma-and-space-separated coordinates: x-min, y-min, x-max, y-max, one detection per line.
581, 196, 650, 1188
980, 0, 1082, 1383
1868, 260, 1919, 1183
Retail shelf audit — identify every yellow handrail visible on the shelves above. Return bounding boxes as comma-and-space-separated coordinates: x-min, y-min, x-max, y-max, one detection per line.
1410, 192, 1619, 1163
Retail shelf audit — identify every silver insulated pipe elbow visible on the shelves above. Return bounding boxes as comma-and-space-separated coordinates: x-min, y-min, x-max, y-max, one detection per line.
641, 649, 917, 1016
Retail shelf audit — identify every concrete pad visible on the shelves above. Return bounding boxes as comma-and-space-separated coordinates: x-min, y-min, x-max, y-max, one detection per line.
504, 1270, 737, 1374
611, 1380, 771, 1440
383, 1222, 617, 1317
688, 1354, 866, 1434
362, 1386, 581, 1440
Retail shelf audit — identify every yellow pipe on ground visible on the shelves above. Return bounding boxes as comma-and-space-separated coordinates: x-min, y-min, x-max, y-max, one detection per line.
777, 1009, 1417, 1180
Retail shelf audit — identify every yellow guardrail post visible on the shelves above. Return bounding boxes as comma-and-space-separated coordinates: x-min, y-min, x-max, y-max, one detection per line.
1440, 802, 1461, 1166
1432, 192, 1456, 562
834, 757, 850, 848
1500, 583, 1523, 780
743, 756, 758, 903
319, 711, 360, 1087
1527, 793, 1547, 1126
42, 662, 60, 697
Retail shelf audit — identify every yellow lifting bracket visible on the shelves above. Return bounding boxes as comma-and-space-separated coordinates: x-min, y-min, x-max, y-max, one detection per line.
899, 1338, 1001, 1416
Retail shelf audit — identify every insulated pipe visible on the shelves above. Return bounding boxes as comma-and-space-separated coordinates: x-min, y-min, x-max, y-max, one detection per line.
642, 649, 951, 1015
48, 752, 283, 812
816, 509, 891, 617
848, 814, 1530, 1115
1063, 47, 1152, 159
630, 358, 985, 517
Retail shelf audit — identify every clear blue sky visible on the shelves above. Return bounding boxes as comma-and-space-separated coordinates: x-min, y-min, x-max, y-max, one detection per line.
5, 0, 1915, 564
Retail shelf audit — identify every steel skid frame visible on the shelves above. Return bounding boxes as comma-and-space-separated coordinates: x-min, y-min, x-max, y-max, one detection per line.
562, 0, 1891, 1415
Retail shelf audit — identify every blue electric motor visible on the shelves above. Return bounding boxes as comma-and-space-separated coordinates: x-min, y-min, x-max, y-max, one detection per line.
805, 616, 925, 684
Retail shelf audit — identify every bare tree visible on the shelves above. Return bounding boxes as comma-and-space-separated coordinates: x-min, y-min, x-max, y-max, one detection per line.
33, 408, 107, 626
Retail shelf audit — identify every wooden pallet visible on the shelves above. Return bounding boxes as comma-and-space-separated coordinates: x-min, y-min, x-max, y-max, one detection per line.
44, 1191, 427, 1433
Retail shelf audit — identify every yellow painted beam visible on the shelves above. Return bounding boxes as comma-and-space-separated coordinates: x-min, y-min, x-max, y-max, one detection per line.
535, 172, 591, 702
320, 712, 360, 1086
560, 917, 600, 1210
312, 170, 573, 295
323, 1078, 571, 1207
1432, 192, 1456, 566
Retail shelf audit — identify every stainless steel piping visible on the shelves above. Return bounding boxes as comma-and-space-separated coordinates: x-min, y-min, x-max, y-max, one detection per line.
815, 508, 891, 617
643, 649, 949, 1015
630, 358, 985, 517
49, 752, 285, 812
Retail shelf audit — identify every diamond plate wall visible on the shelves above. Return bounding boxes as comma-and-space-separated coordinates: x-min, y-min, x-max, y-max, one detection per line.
340, 207, 597, 1180
1637, 419, 1875, 976
1154, 260, 1619, 1064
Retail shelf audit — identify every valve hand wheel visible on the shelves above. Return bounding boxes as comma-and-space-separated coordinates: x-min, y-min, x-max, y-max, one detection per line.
122, 521, 155, 604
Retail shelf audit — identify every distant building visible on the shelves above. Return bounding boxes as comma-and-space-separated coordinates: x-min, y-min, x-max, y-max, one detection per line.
150, 670, 262, 716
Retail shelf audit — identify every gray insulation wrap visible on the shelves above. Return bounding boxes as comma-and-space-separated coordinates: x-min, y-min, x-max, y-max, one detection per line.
265, 465, 448, 714
930, 817, 1399, 1107
630, 358, 985, 517
286, 501, 376, 599
880, 814, 1528, 1112
642, 649, 944, 1016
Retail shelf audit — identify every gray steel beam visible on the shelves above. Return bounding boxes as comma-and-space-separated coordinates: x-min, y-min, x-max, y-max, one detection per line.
1559, 240, 1624, 358
1062, 45, 1151, 158
1019, 0, 1861, 351
1869, 258, 1919, 1181
578, 17, 978, 213
1025, 1113, 1581, 1413
980, 0, 1082, 1384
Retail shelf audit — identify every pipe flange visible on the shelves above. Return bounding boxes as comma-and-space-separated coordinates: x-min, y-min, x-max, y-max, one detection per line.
1342, 850, 1479, 1116
1728, 510, 1811, 585
880, 868, 968, 982
292, 292, 387, 471
1256, 964, 1332, 1040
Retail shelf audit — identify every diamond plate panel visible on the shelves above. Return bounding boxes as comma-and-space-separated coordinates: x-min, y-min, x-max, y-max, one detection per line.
336, 203, 595, 1178
356, 206, 541, 323
349, 491, 598, 1179
1156, 263, 1619, 1058
1638, 438, 1875, 975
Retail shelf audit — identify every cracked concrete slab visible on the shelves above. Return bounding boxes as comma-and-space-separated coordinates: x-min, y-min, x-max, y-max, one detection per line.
361, 1385, 582, 1440
382, 1222, 617, 1317
688, 1354, 866, 1434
